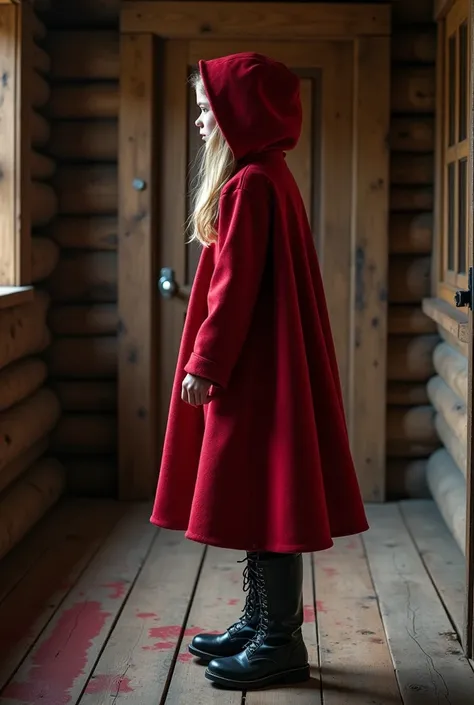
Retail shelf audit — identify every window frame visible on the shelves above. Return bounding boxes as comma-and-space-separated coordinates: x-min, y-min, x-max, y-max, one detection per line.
436, 0, 471, 305
0, 1, 33, 301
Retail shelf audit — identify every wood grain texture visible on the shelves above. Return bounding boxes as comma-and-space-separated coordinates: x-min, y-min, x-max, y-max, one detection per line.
364, 503, 474, 702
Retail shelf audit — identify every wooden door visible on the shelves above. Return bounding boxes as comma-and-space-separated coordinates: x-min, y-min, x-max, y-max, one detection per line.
119, 2, 390, 500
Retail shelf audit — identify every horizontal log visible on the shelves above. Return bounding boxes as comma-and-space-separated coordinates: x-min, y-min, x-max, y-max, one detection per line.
65, 456, 117, 497
426, 375, 467, 445
0, 437, 49, 495
49, 31, 119, 79
391, 29, 436, 63
389, 255, 431, 303
48, 216, 118, 250
426, 448, 466, 555
0, 291, 50, 371
434, 413, 467, 478
54, 165, 117, 215
45, 252, 117, 302
390, 117, 435, 153
392, 0, 434, 23
0, 388, 61, 471
32, 237, 60, 282
31, 150, 56, 180
387, 334, 438, 381
31, 181, 58, 227
34, 0, 51, 11
45, 0, 120, 27
391, 67, 436, 113
432, 341, 468, 404
389, 212, 433, 254
48, 304, 118, 336
386, 405, 439, 457
51, 414, 117, 453
31, 9, 47, 40
390, 187, 434, 212
52, 380, 117, 411
390, 154, 433, 186
388, 305, 437, 335
386, 458, 429, 500
31, 69, 51, 108
49, 120, 117, 162
437, 324, 468, 358
33, 42, 51, 74
387, 381, 429, 405
0, 358, 47, 412
31, 110, 51, 147
48, 83, 119, 119
46, 337, 117, 378
0, 458, 65, 561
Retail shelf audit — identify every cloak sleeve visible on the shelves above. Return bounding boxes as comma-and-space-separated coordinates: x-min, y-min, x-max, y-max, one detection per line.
184, 178, 271, 389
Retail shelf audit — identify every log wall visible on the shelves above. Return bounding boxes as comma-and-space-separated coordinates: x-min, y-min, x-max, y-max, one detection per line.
386, 1, 439, 499
0, 6, 65, 562
41, 6, 119, 497
41, 0, 438, 498
424, 338, 468, 554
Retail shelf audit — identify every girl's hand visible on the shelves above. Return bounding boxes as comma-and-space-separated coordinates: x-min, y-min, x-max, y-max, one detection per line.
182, 373, 212, 406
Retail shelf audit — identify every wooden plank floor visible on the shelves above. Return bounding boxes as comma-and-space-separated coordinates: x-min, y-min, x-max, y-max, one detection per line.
0, 499, 473, 704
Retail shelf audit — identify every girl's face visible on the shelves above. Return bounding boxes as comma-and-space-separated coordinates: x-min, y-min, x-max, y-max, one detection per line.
195, 84, 216, 141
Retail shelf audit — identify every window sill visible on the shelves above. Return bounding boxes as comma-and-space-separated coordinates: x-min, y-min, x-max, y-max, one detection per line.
422, 296, 469, 343
0, 286, 34, 310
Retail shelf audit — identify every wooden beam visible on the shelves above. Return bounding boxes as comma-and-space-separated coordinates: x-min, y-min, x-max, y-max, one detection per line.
351, 35, 390, 502
118, 33, 159, 500
0, 3, 32, 286
121, 2, 391, 38
434, 0, 456, 20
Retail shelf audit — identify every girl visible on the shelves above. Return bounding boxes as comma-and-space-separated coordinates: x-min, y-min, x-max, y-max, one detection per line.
151, 52, 369, 690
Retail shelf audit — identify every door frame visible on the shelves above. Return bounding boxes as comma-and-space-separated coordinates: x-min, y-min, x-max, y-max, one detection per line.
464, 0, 474, 659
118, 1, 391, 500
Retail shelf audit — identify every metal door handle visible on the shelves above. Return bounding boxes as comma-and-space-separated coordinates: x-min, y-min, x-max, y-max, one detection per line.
158, 267, 178, 299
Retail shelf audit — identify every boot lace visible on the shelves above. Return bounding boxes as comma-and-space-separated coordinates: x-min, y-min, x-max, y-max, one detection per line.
228, 558, 258, 636
244, 562, 269, 657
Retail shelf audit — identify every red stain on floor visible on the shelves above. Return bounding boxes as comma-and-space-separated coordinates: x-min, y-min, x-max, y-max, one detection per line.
85, 674, 134, 694
102, 582, 127, 599
345, 539, 359, 550
303, 605, 315, 623
136, 612, 158, 619
143, 641, 176, 651
2, 601, 111, 705
316, 601, 328, 613
144, 625, 218, 652
177, 652, 194, 663
322, 566, 338, 578
228, 598, 239, 606
149, 626, 182, 640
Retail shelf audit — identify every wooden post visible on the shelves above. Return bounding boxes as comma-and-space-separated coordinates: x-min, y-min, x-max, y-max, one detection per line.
118, 33, 158, 500
0, 2, 33, 286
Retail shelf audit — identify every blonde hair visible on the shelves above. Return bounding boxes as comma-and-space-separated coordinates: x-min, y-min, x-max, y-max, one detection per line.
189, 74, 236, 246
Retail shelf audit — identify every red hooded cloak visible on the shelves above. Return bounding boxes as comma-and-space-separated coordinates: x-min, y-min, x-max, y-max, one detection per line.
150, 52, 369, 552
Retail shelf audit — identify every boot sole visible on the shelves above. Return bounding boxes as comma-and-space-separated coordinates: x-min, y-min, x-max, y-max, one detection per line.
188, 644, 214, 663
205, 664, 311, 690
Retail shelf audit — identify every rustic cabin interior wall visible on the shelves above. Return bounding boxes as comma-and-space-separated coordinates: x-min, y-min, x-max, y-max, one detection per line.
421, 0, 471, 555
0, 2, 65, 563
43, 4, 119, 497
31, 0, 439, 503
387, 0, 439, 499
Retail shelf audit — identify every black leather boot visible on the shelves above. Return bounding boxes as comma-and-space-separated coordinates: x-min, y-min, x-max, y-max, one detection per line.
188, 554, 260, 662
205, 553, 310, 689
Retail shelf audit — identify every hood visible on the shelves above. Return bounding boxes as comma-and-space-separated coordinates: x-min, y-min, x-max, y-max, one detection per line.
199, 52, 302, 161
